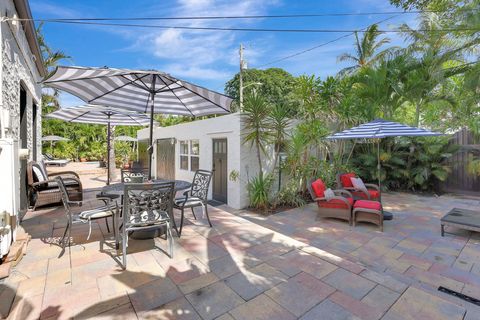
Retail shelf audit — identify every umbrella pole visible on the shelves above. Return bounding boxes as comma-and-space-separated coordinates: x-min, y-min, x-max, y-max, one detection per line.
377, 140, 381, 192
107, 116, 111, 185
147, 93, 155, 180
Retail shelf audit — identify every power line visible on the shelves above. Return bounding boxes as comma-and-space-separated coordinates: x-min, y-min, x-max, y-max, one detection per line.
11, 8, 479, 22
256, 15, 400, 68
16, 19, 479, 33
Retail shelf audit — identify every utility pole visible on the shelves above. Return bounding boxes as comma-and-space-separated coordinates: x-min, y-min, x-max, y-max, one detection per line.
239, 43, 244, 112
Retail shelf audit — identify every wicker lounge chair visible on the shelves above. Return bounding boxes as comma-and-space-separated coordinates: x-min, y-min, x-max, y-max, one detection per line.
43, 154, 70, 166
336, 172, 381, 201
27, 161, 83, 209
353, 200, 384, 231
307, 178, 354, 225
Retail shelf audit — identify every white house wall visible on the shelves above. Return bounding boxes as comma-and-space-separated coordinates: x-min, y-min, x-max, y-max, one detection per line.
138, 113, 243, 208
138, 112, 282, 209
0, 0, 42, 159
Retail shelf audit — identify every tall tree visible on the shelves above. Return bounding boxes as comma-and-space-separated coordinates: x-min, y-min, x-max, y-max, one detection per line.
338, 24, 393, 74
225, 68, 297, 113
242, 92, 273, 175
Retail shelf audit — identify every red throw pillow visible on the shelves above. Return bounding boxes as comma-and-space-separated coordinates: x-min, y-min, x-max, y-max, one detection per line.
311, 179, 326, 198
340, 173, 356, 188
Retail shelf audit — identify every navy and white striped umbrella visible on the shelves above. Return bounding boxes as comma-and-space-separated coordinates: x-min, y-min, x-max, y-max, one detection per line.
327, 119, 441, 140
45, 105, 154, 126
43, 66, 233, 179
46, 105, 157, 184
327, 119, 442, 196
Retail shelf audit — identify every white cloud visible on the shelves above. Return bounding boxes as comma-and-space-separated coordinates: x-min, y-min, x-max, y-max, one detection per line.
165, 64, 230, 80
127, 0, 279, 81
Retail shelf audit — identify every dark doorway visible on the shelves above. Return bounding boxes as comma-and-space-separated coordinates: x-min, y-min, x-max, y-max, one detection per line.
19, 87, 28, 212
156, 138, 175, 180
212, 138, 227, 203
32, 102, 37, 160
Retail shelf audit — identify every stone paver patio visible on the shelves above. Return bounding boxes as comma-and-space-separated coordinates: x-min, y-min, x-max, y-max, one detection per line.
2, 175, 480, 319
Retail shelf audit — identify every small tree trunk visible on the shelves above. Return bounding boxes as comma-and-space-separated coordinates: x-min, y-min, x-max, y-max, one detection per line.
108, 126, 117, 182
256, 136, 263, 176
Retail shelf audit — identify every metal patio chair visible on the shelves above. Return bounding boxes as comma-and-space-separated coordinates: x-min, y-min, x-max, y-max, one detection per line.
120, 168, 148, 183
118, 182, 175, 269
173, 170, 213, 236
56, 176, 116, 248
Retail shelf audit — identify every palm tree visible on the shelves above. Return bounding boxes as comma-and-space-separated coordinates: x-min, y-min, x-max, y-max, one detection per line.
242, 91, 273, 175
36, 23, 71, 111
338, 24, 393, 74
269, 104, 291, 169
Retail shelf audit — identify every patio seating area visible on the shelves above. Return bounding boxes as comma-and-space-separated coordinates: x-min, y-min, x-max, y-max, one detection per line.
2, 168, 480, 319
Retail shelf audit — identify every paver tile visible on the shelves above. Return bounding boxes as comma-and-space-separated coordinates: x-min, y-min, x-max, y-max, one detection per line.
178, 272, 219, 295
129, 277, 182, 313
359, 269, 408, 293
138, 296, 201, 320
329, 291, 382, 320
323, 269, 376, 299
185, 281, 244, 320
224, 263, 288, 300
383, 287, 465, 320
265, 272, 335, 317
300, 299, 360, 320
361, 285, 400, 314
229, 294, 295, 320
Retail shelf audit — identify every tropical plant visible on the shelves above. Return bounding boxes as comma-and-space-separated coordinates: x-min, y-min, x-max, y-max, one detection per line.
247, 173, 274, 211
338, 24, 394, 74
241, 91, 273, 175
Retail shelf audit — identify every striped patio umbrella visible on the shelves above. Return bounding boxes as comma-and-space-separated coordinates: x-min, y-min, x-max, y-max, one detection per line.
42, 135, 69, 142
46, 105, 157, 184
327, 119, 442, 190
43, 66, 233, 179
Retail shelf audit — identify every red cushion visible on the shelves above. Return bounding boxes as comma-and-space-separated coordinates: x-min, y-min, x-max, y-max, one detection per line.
319, 197, 353, 209
352, 189, 380, 200
340, 173, 356, 188
311, 179, 326, 198
354, 200, 382, 211
368, 190, 380, 199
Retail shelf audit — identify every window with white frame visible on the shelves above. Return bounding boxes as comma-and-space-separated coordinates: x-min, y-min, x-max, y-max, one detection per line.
179, 140, 200, 171
190, 140, 199, 171
180, 140, 189, 170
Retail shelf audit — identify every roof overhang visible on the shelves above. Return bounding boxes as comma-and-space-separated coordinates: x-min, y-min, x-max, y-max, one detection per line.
13, 0, 46, 77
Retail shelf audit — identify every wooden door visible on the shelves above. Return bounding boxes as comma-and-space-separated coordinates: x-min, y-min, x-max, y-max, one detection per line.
212, 139, 227, 203
19, 87, 28, 212
156, 138, 175, 180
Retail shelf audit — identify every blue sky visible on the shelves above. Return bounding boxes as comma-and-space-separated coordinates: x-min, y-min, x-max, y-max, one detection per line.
31, 0, 417, 107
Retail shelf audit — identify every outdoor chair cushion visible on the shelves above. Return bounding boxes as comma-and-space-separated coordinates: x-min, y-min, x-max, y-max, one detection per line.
319, 197, 354, 209
367, 190, 380, 199
79, 206, 114, 220
128, 210, 170, 227
311, 179, 326, 198
174, 197, 203, 207
340, 173, 356, 187
32, 166, 46, 182
47, 179, 79, 189
354, 200, 382, 211
351, 177, 367, 192
352, 189, 380, 200
324, 188, 335, 200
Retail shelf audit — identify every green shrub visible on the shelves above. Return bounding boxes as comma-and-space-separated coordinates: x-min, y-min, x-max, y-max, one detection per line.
247, 173, 274, 212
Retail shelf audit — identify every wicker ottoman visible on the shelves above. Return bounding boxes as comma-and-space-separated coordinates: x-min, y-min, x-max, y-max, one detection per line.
353, 200, 383, 231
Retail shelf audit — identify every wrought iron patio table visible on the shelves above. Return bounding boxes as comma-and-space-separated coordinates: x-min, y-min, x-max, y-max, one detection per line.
99, 179, 191, 239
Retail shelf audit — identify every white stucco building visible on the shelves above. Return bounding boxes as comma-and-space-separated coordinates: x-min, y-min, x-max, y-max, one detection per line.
138, 113, 277, 209
0, 0, 45, 256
